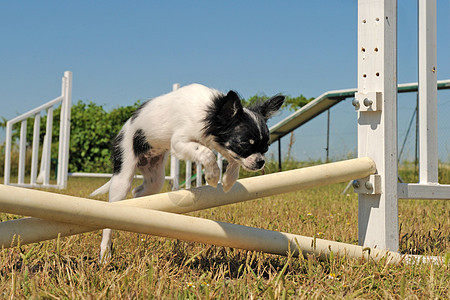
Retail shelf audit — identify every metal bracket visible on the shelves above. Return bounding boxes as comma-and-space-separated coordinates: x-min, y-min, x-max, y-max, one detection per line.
352, 91, 382, 112
353, 174, 382, 195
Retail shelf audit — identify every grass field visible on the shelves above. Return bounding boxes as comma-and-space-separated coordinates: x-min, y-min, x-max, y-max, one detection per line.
0, 164, 449, 299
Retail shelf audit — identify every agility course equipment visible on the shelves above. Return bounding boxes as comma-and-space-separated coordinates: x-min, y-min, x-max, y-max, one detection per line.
269, 79, 450, 145
3, 71, 72, 189
0, 158, 374, 245
354, 0, 449, 253
267, 0, 449, 254
0, 157, 405, 263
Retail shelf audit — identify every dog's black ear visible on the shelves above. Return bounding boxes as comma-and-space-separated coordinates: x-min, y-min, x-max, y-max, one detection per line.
220, 90, 243, 120
259, 95, 285, 120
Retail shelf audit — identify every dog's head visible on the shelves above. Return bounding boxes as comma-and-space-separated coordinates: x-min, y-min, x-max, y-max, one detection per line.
204, 91, 285, 171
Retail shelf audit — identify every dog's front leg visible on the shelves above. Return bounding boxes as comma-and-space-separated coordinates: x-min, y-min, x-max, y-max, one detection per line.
171, 140, 220, 187
222, 161, 240, 193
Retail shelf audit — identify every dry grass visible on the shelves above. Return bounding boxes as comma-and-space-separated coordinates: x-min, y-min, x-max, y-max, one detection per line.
0, 168, 449, 299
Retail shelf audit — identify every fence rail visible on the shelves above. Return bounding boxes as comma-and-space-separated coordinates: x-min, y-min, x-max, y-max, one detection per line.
4, 71, 72, 189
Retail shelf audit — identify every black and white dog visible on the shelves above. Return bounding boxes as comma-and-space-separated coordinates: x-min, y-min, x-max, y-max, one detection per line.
91, 83, 284, 260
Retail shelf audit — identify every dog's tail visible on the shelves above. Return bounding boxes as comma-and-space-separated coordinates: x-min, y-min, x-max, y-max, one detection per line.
90, 180, 112, 197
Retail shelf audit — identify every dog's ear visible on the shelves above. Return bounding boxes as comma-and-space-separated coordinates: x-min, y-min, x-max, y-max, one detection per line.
220, 90, 243, 120
258, 95, 285, 120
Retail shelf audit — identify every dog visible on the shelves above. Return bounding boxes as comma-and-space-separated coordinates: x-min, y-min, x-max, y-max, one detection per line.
91, 83, 284, 260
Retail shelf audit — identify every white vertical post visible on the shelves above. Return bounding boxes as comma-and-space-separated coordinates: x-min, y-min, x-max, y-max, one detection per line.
57, 71, 72, 188
63, 71, 73, 187
43, 107, 54, 186
30, 113, 41, 186
4, 123, 12, 185
196, 163, 202, 187
418, 0, 438, 184
170, 83, 181, 190
18, 120, 27, 185
217, 153, 223, 183
356, 0, 398, 251
170, 158, 180, 190
57, 79, 65, 186
185, 161, 192, 189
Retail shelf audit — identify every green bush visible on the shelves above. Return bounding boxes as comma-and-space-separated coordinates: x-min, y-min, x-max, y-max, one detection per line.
68, 100, 141, 173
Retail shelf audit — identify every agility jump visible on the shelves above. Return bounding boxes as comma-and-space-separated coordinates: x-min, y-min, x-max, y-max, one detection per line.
0, 158, 404, 263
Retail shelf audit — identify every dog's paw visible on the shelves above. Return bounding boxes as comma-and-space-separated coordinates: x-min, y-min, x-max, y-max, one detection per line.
205, 164, 220, 188
222, 173, 238, 193
98, 244, 113, 264
221, 163, 240, 193
222, 180, 235, 193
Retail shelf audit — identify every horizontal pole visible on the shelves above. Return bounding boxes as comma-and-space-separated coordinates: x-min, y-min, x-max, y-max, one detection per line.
398, 183, 450, 200
68, 172, 143, 179
0, 158, 376, 248
7, 183, 63, 189
0, 178, 402, 263
68, 172, 174, 181
269, 79, 450, 143
7, 96, 63, 125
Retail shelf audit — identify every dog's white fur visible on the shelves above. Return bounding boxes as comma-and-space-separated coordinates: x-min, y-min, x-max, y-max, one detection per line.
91, 83, 284, 261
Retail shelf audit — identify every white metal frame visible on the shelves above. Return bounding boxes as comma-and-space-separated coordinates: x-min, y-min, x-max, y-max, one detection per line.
4, 71, 72, 189
356, 0, 449, 253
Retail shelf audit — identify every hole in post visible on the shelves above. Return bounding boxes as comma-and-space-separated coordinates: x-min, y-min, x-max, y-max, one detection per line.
361, 47, 366, 52
375, 17, 380, 22
363, 74, 367, 78
362, 19, 367, 24
374, 47, 379, 52
376, 72, 380, 77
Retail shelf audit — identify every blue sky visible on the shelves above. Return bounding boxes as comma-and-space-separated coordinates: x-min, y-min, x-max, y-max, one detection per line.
1, 1, 449, 161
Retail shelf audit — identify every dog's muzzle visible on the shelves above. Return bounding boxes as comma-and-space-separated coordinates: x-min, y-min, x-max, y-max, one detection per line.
242, 154, 265, 171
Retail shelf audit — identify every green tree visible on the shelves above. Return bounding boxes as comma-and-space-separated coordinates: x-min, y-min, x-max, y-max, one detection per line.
243, 93, 313, 111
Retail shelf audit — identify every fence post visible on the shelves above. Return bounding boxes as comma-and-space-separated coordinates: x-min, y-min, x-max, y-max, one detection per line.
356, 0, 399, 251
57, 71, 72, 188
18, 120, 27, 185
41, 108, 54, 186
418, 0, 438, 184
185, 161, 192, 189
170, 83, 181, 190
4, 123, 12, 185
196, 163, 202, 187
30, 113, 41, 185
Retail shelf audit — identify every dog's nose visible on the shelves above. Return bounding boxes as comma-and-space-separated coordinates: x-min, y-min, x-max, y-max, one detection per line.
255, 158, 265, 169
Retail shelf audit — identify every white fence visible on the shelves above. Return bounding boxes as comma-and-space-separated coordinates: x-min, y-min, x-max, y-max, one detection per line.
4, 71, 72, 189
